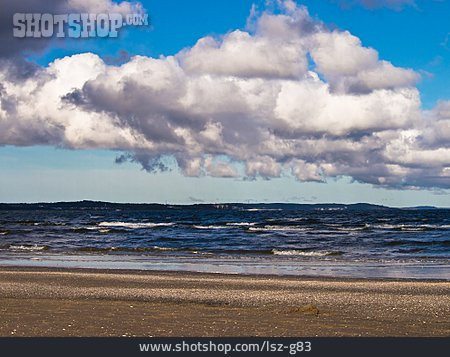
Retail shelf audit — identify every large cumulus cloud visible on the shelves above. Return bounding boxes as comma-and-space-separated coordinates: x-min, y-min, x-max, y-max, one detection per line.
0, 0, 448, 189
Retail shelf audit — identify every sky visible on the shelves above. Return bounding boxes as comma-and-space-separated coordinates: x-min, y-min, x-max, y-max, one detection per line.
0, 0, 449, 206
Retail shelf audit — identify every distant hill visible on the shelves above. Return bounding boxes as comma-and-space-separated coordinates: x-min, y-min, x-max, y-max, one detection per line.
0, 200, 442, 211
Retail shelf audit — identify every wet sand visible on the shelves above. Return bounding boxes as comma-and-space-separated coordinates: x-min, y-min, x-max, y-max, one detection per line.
0, 267, 448, 337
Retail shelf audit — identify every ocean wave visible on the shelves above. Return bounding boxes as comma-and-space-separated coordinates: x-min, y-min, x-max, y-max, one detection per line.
271, 249, 343, 257
333, 225, 370, 231
385, 240, 450, 247
71, 226, 114, 233
370, 224, 450, 231
265, 218, 320, 226
248, 226, 309, 232
76, 246, 190, 253
98, 222, 174, 229
225, 222, 256, 226
395, 248, 425, 254
12, 220, 66, 227
192, 225, 230, 229
13, 220, 40, 225
267, 217, 311, 222
0, 231, 10, 235
8, 245, 49, 251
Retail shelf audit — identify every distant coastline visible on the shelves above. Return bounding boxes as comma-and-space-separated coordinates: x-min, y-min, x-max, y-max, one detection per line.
0, 200, 447, 210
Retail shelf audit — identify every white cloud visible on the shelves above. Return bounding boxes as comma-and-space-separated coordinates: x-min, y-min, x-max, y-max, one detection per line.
310, 30, 419, 93
66, 0, 144, 16
0, 1, 448, 189
204, 156, 239, 178
180, 30, 308, 79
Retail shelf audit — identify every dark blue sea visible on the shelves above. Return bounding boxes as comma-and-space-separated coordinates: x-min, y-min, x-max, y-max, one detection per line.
0, 202, 449, 279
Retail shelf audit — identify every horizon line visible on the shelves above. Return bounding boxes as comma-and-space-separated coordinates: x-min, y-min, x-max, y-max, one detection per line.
0, 200, 448, 209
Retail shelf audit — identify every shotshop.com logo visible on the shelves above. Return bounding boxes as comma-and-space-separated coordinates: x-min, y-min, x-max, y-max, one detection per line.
13, 13, 149, 38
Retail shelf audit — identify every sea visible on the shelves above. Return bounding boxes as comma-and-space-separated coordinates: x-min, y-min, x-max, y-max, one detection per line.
0, 201, 449, 280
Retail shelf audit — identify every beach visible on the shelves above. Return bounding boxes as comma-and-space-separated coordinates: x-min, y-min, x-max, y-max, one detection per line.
0, 267, 448, 337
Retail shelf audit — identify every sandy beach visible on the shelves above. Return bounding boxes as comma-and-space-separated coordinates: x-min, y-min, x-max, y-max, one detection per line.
0, 267, 448, 337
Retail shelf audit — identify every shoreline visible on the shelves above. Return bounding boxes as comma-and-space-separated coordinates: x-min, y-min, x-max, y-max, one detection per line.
0, 264, 449, 283
1, 252, 449, 280
0, 266, 449, 337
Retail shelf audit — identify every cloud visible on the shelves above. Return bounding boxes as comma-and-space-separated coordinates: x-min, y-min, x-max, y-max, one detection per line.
310, 30, 419, 94
0, 0, 143, 61
0, 1, 448, 190
66, 0, 143, 15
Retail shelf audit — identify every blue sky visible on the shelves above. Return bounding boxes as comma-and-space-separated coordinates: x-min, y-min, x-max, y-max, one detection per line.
1, 0, 449, 206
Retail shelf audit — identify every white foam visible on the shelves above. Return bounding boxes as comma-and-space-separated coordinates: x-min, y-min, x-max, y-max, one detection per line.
9, 245, 47, 251
151, 246, 180, 251
193, 225, 229, 229
370, 224, 448, 231
82, 226, 103, 230
98, 222, 174, 229
272, 249, 337, 257
334, 225, 369, 231
248, 226, 308, 232
226, 222, 256, 226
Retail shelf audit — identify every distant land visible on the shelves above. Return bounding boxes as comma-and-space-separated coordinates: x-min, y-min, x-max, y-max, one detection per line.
0, 201, 445, 211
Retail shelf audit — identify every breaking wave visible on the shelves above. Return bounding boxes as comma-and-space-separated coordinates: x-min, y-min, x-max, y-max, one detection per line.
271, 249, 343, 257
98, 222, 174, 229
